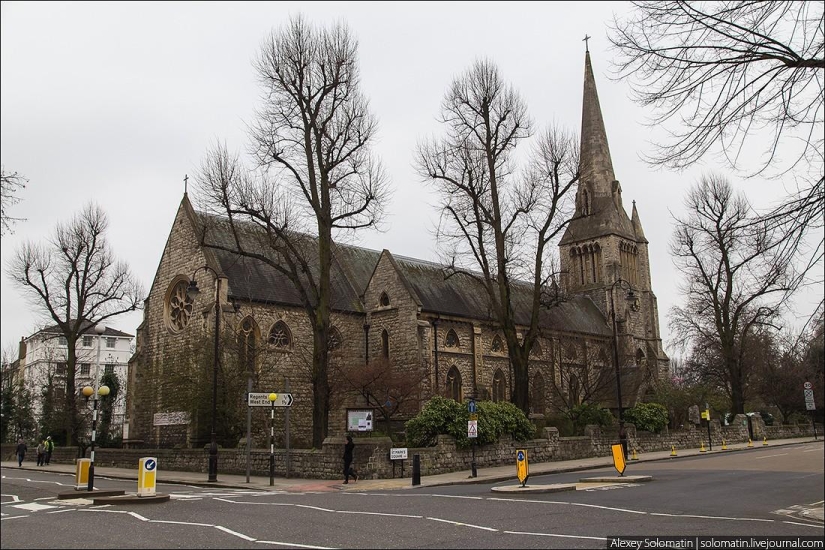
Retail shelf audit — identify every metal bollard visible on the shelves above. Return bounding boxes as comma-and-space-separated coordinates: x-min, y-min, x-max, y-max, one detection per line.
412, 454, 421, 486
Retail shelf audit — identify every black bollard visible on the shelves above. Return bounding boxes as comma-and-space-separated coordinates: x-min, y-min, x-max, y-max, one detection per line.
412, 454, 421, 486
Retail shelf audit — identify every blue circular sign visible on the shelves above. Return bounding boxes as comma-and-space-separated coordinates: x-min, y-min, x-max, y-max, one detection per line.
145, 459, 156, 471
517, 451, 525, 461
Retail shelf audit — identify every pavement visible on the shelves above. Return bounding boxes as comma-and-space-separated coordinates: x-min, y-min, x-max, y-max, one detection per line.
3, 436, 822, 519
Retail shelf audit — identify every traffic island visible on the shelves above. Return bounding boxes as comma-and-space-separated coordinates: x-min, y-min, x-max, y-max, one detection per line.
57, 489, 125, 499
578, 475, 653, 483
92, 493, 170, 505
491, 483, 577, 494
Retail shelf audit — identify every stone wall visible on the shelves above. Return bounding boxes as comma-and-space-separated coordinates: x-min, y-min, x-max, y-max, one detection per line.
3, 421, 818, 480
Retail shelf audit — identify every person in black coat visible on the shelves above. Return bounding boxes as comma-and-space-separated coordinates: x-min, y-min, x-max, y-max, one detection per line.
16, 438, 27, 467
343, 435, 357, 484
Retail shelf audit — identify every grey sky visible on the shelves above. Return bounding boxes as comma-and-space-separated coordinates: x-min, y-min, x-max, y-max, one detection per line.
1, 1, 818, 358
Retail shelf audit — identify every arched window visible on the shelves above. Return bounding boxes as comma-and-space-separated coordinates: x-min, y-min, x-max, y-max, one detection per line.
329, 326, 343, 351
445, 329, 459, 348
239, 317, 259, 372
379, 292, 390, 307
381, 329, 389, 359
268, 320, 292, 349
446, 366, 462, 402
582, 188, 591, 216
492, 369, 506, 402
636, 348, 646, 366
491, 335, 504, 353
568, 374, 580, 406
532, 372, 545, 415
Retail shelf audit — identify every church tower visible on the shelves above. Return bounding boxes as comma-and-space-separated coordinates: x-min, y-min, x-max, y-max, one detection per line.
559, 46, 668, 383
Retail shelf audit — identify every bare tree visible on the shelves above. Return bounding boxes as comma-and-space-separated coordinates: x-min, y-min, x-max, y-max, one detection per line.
6, 203, 144, 447
1, 166, 27, 237
415, 59, 579, 415
669, 174, 801, 414
609, 1, 824, 312
195, 15, 388, 448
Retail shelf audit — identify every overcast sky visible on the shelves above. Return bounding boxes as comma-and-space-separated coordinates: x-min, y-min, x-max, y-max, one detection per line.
1, 1, 819, 359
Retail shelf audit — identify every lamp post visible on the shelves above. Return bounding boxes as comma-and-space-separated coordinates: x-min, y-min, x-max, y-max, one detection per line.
81, 323, 110, 492
187, 265, 221, 483
268, 392, 277, 486
608, 277, 637, 456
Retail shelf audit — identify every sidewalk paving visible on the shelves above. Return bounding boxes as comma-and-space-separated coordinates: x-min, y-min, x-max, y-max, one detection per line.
4, 437, 821, 502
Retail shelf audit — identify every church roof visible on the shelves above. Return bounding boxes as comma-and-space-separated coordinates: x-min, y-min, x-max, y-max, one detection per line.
193, 207, 611, 337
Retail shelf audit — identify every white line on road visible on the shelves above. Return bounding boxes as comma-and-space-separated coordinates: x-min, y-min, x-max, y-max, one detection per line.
753, 453, 788, 460
256, 540, 336, 549
426, 516, 498, 531
337, 510, 422, 519
1, 494, 21, 503
487, 497, 648, 515
649, 512, 773, 522
504, 530, 607, 541
802, 448, 822, 452
432, 494, 484, 500
782, 520, 825, 529
0, 514, 30, 521
150, 519, 214, 527
215, 525, 256, 541
808, 500, 824, 506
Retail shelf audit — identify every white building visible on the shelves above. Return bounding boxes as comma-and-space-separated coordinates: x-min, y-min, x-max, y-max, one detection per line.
17, 322, 133, 437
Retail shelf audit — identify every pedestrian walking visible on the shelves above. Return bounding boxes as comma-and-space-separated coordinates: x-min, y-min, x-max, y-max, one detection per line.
44, 436, 54, 465
36, 440, 46, 466
16, 438, 27, 467
343, 435, 357, 484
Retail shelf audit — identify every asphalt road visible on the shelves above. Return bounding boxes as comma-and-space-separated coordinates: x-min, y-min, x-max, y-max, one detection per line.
2, 441, 822, 549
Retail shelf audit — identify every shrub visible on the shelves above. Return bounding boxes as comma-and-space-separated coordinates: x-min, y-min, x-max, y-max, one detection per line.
624, 403, 669, 433
404, 396, 534, 449
570, 403, 614, 434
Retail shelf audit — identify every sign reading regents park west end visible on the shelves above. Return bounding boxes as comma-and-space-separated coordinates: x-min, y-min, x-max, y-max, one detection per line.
347, 409, 374, 432
247, 392, 294, 407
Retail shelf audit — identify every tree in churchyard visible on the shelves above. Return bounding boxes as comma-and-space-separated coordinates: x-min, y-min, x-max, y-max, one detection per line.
195, 15, 389, 448
6, 203, 144, 447
609, 1, 824, 315
1, 166, 27, 237
415, 59, 580, 415
669, 174, 801, 414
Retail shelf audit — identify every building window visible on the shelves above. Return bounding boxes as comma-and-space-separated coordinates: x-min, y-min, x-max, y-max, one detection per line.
104, 364, 115, 375
268, 321, 292, 349
56, 362, 67, 375
239, 317, 259, 372
532, 372, 546, 415
58, 336, 68, 346
83, 335, 93, 347
328, 326, 342, 351
166, 278, 194, 332
445, 329, 459, 349
80, 363, 91, 376
446, 366, 462, 402
381, 329, 390, 359
492, 369, 506, 402
379, 292, 390, 307
491, 335, 504, 353
106, 337, 116, 348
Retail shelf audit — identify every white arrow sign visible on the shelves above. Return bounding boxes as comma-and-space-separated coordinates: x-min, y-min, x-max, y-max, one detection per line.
247, 392, 294, 407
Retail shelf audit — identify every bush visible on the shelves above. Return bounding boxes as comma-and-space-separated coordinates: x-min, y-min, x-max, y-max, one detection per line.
404, 396, 534, 449
624, 403, 669, 433
570, 403, 614, 434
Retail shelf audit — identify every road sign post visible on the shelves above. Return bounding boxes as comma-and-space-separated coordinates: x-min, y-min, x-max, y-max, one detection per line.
468, 400, 478, 478
248, 392, 293, 407
804, 382, 817, 440
516, 449, 528, 487
611, 444, 626, 476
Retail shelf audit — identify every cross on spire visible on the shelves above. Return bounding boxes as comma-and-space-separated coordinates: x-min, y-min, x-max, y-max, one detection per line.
583, 34, 591, 52
184, 174, 189, 194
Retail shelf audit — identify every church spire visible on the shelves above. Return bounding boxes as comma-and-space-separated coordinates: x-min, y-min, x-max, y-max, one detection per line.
580, 49, 616, 194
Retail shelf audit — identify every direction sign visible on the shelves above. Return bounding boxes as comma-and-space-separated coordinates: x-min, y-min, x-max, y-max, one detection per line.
467, 420, 478, 438
467, 399, 477, 413
516, 449, 528, 485
247, 392, 294, 407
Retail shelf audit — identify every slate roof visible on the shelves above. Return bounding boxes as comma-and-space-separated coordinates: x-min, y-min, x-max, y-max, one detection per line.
195, 209, 611, 337
35, 321, 133, 338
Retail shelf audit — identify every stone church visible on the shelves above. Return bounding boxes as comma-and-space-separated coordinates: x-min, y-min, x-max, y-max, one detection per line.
125, 51, 669, 450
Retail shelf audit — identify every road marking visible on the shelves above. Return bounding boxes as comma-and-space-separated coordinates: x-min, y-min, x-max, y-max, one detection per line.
754, 453, 788, 460
0, 514, 30, 521
802, 448, 822, 453
151, 519, 213, 527
11, 502, 58, 512
504, 530, 607, 541
432, 495, 484, 500
650, 512, 772, 522
426, 516, 498, 531
1, 494, 21, 503
337, 510, 422, 519
215, 525, 256, 541
809, 500, 824, 506
782, 520, 825, 529
488, 497, 647, 515
256, 541, 335, 549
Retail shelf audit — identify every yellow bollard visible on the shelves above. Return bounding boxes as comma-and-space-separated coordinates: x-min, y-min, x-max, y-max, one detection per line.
763, 436, 768, 446
747, 438, 753, 448
631, 448, 639, 461
670, 445, 678, 457
721, 439, 728, 450
700, 440, 706, 452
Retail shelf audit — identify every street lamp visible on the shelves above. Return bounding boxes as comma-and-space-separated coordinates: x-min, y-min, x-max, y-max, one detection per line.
82, 323, 109, 491
187, 265, 222, 483
609, 277, 637, 456
268, 392, 277, 486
